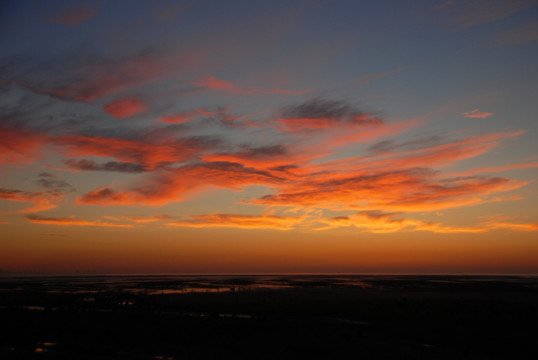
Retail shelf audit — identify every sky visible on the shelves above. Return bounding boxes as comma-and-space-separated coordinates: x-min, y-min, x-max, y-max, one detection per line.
1, 0, 537, 275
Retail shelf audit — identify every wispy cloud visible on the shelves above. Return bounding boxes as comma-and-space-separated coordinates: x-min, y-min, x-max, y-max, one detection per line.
62, 121, 527, 232
449, 161, 538, 177
193, 75, 311, 96
462, 109, 493, 119
248, 130, 526, 212
449, 0, 534, 30
64, 159, 146, 173
436, 1, 456, 10
53, 133, 216, 170
0, 188, 62, 213
250, 170, 523, 213
276, 98, 383, 132
125, 215, 175, 223
193, 75, 256, 95
0, 172, 74, 214
485, 220, 538, 231
202, 145, 290, 168
318, 211, 484, 233
37, 172, 74, 193
168, 213, 303, 230
0, 85, 531, 233
496, 21, 538, 46
160, 109, 215, 124
26, 215, 133, 228
318, 211, 537, 233
11, 50, 204, 102
0, 0, 535, 243
41, 3, 100, 26
77, 161, 283, 206
267, 88, 313, 95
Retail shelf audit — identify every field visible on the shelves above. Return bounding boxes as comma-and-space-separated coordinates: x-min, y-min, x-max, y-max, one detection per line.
1, 275, 537, 359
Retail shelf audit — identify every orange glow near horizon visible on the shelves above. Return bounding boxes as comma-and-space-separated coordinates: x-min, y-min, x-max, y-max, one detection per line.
1, 225, 537, 274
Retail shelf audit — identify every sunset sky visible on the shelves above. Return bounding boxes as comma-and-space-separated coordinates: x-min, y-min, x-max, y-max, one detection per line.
1, 0, 537, 274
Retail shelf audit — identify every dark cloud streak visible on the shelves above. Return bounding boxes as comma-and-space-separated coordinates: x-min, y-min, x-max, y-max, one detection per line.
64, 159, 146, 173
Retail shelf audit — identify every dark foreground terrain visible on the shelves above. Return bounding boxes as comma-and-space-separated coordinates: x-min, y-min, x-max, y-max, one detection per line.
1, 275, 537, 359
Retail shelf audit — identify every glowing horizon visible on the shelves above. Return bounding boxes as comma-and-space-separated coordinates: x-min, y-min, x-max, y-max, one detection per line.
1, 0, 537, 274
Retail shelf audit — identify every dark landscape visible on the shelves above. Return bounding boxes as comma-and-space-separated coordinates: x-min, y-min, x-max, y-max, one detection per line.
1, 275, 537, 359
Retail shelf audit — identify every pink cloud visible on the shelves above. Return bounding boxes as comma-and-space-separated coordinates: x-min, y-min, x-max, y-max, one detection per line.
193, 75, 256, 94
0, 126, 47, 166
104, 97, 148, 119
462, 109, 494, 119
33, 51, 204, 102
267, 88, 313, 95
159, 109, 215, 124
496, 21, 538, 46
436, 1, 456, 10
42, 3, 99, 26
276, 114, 382, 132
451, 0, 534, 30
193, 76, 310, 96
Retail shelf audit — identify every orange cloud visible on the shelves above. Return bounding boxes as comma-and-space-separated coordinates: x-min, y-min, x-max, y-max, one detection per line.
104, 97, 147, 119
26, 215, 133, 228
247, 129, 527, 211
487, 221, 538, 231
125, 215, 175, 223
167, 213, 303, 230
250, 169, 524, 213
462, 109, 494, 119
77, 161, 282, 206
53, 134, 209, 170
318, 211, 485, 233
0, 188, 63, 213
70, 127, 528, 218
319, 211, 537, 234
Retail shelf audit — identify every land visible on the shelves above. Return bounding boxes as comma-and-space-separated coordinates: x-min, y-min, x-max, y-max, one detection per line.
1, 275, 537, 359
